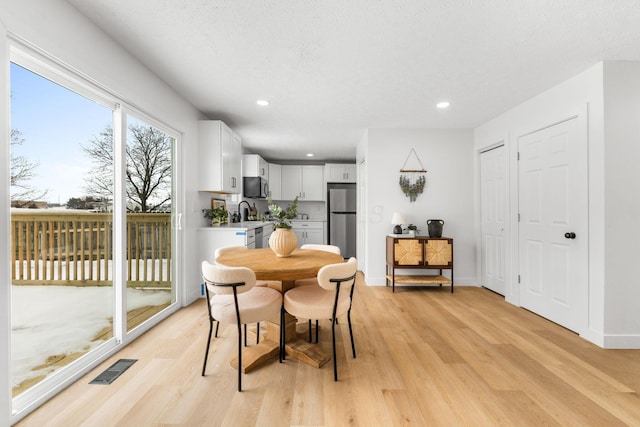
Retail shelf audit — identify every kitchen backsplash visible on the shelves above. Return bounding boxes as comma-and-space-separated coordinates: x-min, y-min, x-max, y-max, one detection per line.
199, 194, 327, 222
255, 199, 326, 221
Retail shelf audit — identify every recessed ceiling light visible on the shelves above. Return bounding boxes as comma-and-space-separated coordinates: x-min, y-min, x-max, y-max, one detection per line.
256, 99, 270, 106
306, 153, 314, 157
436, 101, 451, 109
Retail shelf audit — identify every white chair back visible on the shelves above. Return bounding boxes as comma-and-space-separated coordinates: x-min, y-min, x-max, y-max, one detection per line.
214, 245, 248, 261
300, 244, 341, 255
317, 257, 357, 291
202, 260, 256, 295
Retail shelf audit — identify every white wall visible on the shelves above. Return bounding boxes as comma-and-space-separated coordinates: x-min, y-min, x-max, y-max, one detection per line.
361, 129, 476, 287
1, 0, 203, 423
475, 61, 640, 348
602, 62, 640, 342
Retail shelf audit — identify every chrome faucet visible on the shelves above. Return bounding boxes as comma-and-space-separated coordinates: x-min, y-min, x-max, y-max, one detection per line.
238, 200, 250, 222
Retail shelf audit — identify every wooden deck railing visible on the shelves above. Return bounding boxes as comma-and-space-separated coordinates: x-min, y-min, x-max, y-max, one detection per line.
11, 211, 172, 288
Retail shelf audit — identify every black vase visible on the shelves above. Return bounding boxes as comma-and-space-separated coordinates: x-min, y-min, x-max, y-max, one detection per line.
427, 219, 444, 238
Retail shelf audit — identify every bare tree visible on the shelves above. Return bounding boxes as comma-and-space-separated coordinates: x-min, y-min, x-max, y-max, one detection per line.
10, 128, 48, 206
83, 124, 172, 212
82, 126, 114, 200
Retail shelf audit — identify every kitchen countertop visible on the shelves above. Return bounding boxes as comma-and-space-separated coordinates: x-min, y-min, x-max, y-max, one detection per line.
200, 219, 326, 231
200, 221, 272, 231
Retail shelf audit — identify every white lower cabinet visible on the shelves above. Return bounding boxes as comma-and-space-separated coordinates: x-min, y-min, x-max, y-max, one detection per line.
291, 221, 324, 246
199, 228, 255, 264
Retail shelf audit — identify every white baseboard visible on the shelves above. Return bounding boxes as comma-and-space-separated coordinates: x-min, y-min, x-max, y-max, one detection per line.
601, 334, 640, 349
580, 328, 640, 349
365, 276, 478, 287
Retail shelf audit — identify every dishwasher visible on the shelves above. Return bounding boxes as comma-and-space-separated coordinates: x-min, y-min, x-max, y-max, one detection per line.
254, 226, 263, 248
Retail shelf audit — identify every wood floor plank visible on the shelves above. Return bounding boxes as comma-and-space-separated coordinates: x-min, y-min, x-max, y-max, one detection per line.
381, 389, 428, 426
15, 277, 640, 427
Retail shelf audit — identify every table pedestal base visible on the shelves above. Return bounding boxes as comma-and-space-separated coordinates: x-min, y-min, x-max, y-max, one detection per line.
284, 338, 331, 368
231, 314, 330, 373
227, 277, 336, 373
230, 339, 280, 373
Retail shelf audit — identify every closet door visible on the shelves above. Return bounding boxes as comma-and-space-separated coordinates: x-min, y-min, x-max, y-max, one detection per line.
518, 116, 588, 333
480, 145, 507, 295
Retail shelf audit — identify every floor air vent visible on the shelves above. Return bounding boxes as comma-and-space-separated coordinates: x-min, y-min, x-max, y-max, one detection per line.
89, 359, 137, 385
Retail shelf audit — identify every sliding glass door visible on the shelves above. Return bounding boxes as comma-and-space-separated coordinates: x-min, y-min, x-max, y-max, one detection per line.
9, 62, 116, 396
9, 53, 178, 411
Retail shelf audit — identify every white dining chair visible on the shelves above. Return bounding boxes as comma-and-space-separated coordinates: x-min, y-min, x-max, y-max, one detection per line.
283, 257, 357, 381
215, 245, 280, 345
294, 244, 343, 342
201, 261, 283, 391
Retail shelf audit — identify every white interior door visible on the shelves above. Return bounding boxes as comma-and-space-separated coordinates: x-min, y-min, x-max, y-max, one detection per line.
480, 145, 507, 295
518, 116, 587, 332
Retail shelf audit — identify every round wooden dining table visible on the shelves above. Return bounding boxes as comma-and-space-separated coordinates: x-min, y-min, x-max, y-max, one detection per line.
216, 247, 345, 372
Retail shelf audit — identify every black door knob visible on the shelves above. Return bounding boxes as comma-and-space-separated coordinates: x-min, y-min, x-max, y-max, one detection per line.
564, 232, 576, 239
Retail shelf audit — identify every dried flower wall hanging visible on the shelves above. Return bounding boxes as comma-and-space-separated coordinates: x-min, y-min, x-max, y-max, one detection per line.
399, 148, 427, 202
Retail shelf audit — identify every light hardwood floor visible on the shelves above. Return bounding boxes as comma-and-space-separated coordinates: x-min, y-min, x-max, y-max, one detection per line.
17, 274, 640, 426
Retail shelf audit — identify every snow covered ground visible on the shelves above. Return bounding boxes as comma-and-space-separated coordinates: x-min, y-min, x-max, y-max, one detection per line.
11, 285, 171, 388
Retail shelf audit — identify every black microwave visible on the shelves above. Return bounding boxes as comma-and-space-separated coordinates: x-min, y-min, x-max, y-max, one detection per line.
243, 177, 269, 198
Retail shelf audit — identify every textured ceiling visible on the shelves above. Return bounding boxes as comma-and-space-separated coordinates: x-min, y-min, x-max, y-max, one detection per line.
66, 0, 640, 162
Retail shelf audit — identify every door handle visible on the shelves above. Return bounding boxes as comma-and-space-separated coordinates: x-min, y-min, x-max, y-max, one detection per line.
564, 232, 576, 239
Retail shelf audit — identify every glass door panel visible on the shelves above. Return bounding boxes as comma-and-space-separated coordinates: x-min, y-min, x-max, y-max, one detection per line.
9, 63, 114, 396
124, 116, 175, 332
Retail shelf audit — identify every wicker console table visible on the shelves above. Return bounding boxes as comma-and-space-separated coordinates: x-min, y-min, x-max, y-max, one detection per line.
385, 236, 454, 293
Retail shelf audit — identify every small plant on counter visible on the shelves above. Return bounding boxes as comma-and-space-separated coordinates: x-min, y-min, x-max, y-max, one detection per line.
202, 206, 228, 226
267, 196, 298, 229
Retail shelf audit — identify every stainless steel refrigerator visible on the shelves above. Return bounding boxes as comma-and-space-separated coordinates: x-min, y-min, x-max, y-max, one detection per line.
328, 183, 356, 258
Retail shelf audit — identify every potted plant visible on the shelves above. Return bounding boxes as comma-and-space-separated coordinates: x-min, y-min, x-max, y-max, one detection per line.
202, 206, 228, 226
267, 196, 298, 230
407, 224, 418, 237
266, 196, 299, 257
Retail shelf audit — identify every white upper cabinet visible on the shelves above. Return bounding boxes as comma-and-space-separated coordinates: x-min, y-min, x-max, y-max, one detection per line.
268, 163, 281, 199
302, 165, 324, 200
281, 165, 324, 201
243, 154, 269, 181
325, 163, 357, 183
198, 120, 242, 193
281, 165, 301, 200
